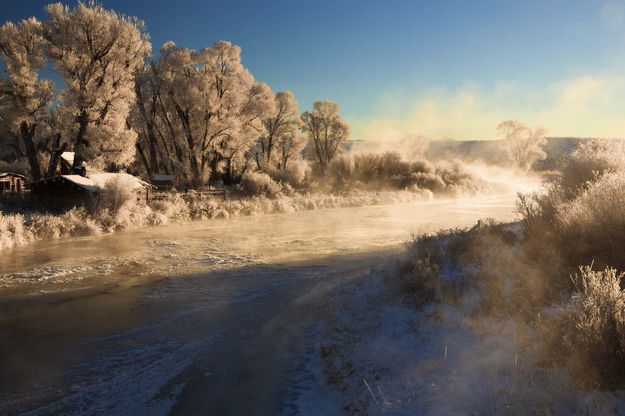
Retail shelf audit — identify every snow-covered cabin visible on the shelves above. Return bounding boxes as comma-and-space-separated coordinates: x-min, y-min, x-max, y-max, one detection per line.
31, 172, 153, 209
0, 173, 26, 192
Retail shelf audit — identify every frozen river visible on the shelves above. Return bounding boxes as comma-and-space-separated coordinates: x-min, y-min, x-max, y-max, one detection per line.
0, 194, 519, 415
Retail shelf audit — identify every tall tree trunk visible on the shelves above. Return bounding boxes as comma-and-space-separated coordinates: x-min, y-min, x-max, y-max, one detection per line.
173, 103, 202, 184
136, 143, 153, 179
209, 156, 219, 186
135, 83, 161, 174
20, 121, 41, 181
73, 109, 89, 171
46, 133, 67, 178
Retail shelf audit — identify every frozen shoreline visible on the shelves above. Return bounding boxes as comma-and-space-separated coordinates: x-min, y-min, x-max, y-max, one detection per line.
311, 230, 625, 415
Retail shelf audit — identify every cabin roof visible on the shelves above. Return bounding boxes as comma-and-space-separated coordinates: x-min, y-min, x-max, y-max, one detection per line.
0, 172, 26, 179
61, 152, 74, 165
34, 172, 154, 193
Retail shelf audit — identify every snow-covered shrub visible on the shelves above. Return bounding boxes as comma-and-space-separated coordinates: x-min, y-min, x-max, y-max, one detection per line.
393, 229, 463, 307
279, 160, 311, 189
436, 162, 488, 195
328, 155, 355, 189
151, 193, 190, 221
28, 213, 67, 240
62, 208, 101, 236
396, 221, 551, 316
94, 176, 137, 214
409, 171, 446, 193
559, 139, 625, 198
516, 185, 562, 238
0, 213, 32, 249
557, 172, 625, 270
323, 151, 487, 195
376, 151, 412, 179
272, 197, 296, 213
88, 177, 152, 231
352, 152, 381, 182
395, 253, 441, 307
515, 140, 625, 272
240, 171, 282, 197
543, 265, 625, 388
212, 208, 230, 219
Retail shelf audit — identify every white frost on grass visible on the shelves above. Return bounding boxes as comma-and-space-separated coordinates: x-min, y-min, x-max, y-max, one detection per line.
316, 262, 625, 415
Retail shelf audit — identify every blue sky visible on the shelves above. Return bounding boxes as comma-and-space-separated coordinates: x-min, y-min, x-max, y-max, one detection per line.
4, 0, 625, 139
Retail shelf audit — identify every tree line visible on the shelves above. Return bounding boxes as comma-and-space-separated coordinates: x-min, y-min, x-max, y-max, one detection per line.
0, 2, 349, 186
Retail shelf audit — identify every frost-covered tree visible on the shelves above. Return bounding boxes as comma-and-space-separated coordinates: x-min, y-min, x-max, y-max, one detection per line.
133, 40, 273, 186
497, 120, 547, 171
0, 17, 54, 180
254, 91, 305, 172
232, 81, 274, 181
302, 100, 349, 175
45, 1, 151, 171
133, 57, 169, 179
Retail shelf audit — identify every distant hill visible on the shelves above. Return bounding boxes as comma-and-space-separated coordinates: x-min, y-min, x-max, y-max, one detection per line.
427, 137, 587, 170
349, 137, 595, 170
426, 139, 507, 164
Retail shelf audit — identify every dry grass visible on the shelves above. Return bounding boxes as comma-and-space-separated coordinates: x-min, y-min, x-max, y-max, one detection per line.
540, 266, 625, 388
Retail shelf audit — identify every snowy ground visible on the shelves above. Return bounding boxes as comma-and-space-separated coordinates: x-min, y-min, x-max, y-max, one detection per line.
311, 253, 625, 415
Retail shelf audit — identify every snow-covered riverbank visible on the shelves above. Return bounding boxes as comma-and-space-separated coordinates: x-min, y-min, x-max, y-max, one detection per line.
315, 267, 625, 414
310, 226, 625, 415
1, 189, 437, 253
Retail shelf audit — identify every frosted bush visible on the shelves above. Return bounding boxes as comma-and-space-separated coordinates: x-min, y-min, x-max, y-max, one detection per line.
146, 210, 169, 226
207, 209, 226, 219
240, 171, 282, 197
0, 213, 32, 249
395, 254, 441, 308
28, 213, 65, 240
95, 176, 137, 214
272, 197, 296, 213
323, 151, 486, 195
328, 156, 355, 189
544, 265, 625, 388
150, 193, 190, 221
559, 139, 625, 197
63, 208, 101, 236
557, 172, 625, 269
271, 160, 311, 189
410, 171, 446, 193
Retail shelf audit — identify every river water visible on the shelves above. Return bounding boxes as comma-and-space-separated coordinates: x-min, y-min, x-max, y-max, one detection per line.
0, 194, 520, 415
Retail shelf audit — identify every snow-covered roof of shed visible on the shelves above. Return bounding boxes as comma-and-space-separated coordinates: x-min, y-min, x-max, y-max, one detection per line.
0, 172, 26, 179
61, 152, 74, 165
37, 172, 154, 193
